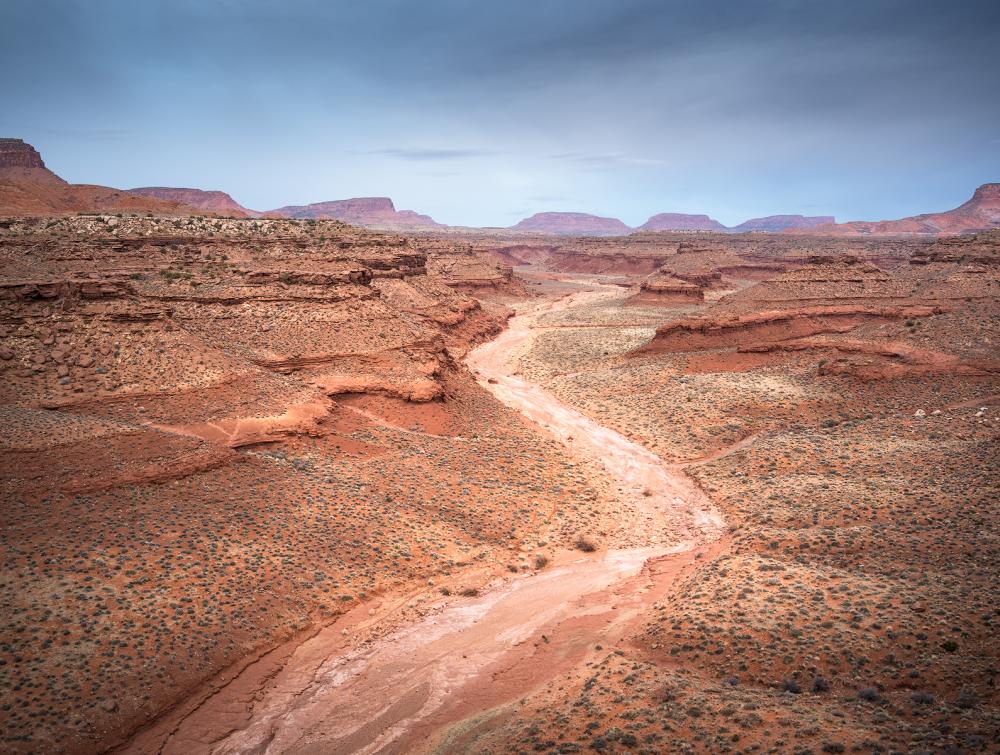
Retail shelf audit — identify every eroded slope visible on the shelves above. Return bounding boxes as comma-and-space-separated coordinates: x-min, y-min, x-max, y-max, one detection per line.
0, 215, 605, 754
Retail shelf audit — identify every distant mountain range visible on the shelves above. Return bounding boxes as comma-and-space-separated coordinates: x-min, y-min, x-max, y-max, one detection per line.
2, 138, 997, 236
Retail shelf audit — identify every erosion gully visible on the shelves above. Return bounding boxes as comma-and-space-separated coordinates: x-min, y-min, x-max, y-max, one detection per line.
118, 283, 727, 755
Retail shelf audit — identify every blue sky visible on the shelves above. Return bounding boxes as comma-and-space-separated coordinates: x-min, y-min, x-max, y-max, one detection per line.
3, 0, 998, 226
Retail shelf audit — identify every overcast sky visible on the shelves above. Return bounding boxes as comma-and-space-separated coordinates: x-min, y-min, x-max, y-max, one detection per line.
3, 0, 998, 226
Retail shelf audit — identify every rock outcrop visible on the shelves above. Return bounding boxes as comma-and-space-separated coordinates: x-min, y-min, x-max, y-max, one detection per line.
424, 247, 521, 292
479, 235, 682, 274
627, 270, 705, 305
634, 248, 998, 382
0, 214, 506, 407
638, 303, 943, 353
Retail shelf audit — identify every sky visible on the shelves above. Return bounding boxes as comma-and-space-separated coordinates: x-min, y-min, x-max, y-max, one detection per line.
2, 0, 999, 227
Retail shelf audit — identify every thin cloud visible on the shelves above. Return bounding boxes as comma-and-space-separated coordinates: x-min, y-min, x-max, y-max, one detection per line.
551, 152, 663, 169
365, 147, 498, 161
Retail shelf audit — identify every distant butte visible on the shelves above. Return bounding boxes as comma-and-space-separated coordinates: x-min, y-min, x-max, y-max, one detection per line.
1, 138, 996, 238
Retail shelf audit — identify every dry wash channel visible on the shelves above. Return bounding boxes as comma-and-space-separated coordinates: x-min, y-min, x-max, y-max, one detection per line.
120, 284, 726, 755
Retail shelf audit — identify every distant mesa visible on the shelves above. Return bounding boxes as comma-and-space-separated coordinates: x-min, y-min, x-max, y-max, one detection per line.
637, 213, 727, 232
3, 137, 996, 237
510, 212, 631, 236
265, 197, 443, 230
728, 214, 835, 233
0, 140, 442, 229
127, 187, 256, 217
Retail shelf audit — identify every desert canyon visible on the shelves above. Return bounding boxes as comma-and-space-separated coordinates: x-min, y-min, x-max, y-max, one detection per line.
0, 134, 997, 755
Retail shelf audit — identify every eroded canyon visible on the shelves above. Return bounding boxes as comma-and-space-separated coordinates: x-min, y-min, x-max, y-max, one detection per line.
1, 214, 997, 755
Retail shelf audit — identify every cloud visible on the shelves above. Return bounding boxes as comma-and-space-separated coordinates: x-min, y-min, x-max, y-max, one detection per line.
550, 152, 663, 170
365, 147, 498, 161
